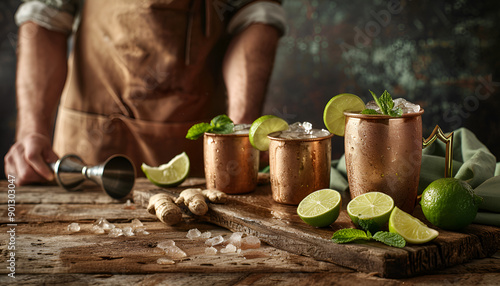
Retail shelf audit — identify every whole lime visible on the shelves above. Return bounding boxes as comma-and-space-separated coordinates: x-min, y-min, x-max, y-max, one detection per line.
420, 178, 483, 231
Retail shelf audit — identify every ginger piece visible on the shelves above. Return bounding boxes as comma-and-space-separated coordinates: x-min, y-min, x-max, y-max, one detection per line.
202, 189, 227, 204
175, 188, 208, 216
148, 193, 182, 225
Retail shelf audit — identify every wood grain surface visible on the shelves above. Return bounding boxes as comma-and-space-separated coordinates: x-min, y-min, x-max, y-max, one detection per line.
133, 178, 500, 278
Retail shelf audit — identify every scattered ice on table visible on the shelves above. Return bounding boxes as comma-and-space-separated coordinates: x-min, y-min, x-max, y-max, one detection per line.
94, 217, 115, 230
92, 225, 105, 234
67, 223, 80, 233
123, 226, 134, 237
157, 240, 176, 249
241, 235, 261, 250
220, 243, 237, 254
204, 246, 217, 255
108, 228, 123, 238
123, 199, 136, 210
156, 258, 175, 265
205, 235, 224, 246
226, 232, 244, 248
131, 219, 143, 228
186, 228, 202, 239
156, 240, 187, 259
134, 227, 148, 235
233, 124, 252, 134
200, 231, 211, 239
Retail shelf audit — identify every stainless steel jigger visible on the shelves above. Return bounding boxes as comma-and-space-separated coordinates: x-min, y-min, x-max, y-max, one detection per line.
50, 154, 136, 199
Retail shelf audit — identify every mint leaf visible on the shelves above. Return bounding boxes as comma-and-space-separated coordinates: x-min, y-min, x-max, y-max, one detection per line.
373, 231, 406, 248
361, 109, 379, 115
211, 115, 234, 134
359, 219, 380, 234
186, 123, 213, 140
368, 90, 402, 117
331, 229, 371, 244
186, 115, 234, 140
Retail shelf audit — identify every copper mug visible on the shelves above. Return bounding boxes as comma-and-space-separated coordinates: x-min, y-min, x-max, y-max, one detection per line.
204, 132, 259, 194
344, 109, 453, 214
268, 131, 334, 205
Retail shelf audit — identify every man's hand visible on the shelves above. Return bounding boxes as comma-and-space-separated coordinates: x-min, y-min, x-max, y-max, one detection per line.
4, 133, 59, 185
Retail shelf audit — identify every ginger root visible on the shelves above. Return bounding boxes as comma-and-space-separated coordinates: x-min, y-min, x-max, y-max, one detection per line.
175, 188, 227, 216
148, 193, 182, 225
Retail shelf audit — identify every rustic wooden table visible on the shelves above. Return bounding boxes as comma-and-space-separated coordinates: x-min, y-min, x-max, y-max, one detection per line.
0, 178, 499, 285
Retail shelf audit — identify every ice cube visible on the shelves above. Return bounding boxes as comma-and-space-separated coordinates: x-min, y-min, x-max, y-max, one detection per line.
200, 231, 211, 239
92, 225, 105, 234
134, 227, 147, 235
157, 240, 176, 249
67, 223, 80, 233
108, 228, 123, 238
156, 258, 175, 265
302, 122, 313, 134
226, 232, 244, 248
365, 100, 381, 112
233, 124, 252, 134
131, 219, 143, 228
220, 243, 237, 254
241, 235, 261, 250
393, 98, 420, 113
186, 228, 202, 239
94, 218, 115, 230
123, 226, 134, 237
123, 199, 136, 210
164, 246, 187, 259
205, 235, 224, 246
204, 246, 218, 255
288, 122, 304, 132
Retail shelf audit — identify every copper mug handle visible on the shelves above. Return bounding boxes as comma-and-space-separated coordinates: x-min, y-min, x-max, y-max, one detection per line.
422, 125, 454, 178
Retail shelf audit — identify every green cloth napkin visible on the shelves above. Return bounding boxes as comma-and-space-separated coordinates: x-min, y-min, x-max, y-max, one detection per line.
330, 127, 500, 227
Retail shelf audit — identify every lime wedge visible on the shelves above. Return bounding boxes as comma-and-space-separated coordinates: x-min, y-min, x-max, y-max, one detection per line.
297, 189, 342, 227
389, 206, 439, 244
249, 115, 288, 151
141, 152, 190, 187
323, 93, 365, 136
347, 192, 394, 228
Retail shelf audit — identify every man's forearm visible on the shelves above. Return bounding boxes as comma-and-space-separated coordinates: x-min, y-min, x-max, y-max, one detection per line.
16, 22, 68, 140
223, 23, 280, 124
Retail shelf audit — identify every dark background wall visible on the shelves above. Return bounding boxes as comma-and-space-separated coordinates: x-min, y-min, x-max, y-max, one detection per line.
1, 0, 500, 179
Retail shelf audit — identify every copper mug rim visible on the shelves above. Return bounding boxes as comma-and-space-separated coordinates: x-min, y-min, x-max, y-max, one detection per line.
343, 109, 424, 119
267, 131, 334, 142
204, 132, 249, 138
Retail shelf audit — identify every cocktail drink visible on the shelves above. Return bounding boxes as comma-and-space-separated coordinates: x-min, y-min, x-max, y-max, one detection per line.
204, 124, 259, 194
344, 98, 423, 213
268, 123, 333, 205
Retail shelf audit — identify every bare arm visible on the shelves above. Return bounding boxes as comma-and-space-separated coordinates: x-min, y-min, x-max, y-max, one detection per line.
4, 22, 68, 184
223, 23, 280, 124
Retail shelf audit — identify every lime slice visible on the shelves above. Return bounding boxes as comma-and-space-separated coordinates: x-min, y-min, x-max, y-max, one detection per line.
347, 192, 394, 228
249, 115, 289, 151
141, 152, 190, 187
297, 189, 342, 227
389, 206, 439, 244
323, 93, 365, 136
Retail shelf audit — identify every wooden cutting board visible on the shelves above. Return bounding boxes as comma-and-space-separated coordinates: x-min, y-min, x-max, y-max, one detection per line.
132, 177, 500, 278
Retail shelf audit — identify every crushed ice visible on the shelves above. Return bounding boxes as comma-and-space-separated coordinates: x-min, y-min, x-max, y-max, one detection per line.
67, 223, 80, 233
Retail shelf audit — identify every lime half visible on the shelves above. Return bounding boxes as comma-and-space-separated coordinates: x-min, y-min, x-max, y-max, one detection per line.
323, 93, 365, 136
249, 115, 288, 151
297, 189, 342, 227
389, 206, 439, 244
347, 192, 394, 228
141, 152, 190, 187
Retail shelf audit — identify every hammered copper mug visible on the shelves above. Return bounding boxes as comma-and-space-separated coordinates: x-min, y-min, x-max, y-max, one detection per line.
204, 132, 259, 194
344, 109, 453, 214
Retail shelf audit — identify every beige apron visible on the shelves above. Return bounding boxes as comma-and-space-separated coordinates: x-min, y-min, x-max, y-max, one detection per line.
53, 0, 232, 177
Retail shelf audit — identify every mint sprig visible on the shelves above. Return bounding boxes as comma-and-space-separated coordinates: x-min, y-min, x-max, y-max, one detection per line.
332, 228, 406, 248
186, 115, 234, 140
362, 90, 403, 117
